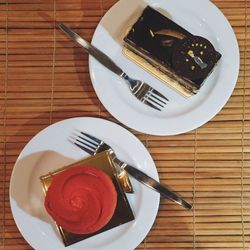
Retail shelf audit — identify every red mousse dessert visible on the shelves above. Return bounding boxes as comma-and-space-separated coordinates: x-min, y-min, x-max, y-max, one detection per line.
44, 165, 117, 234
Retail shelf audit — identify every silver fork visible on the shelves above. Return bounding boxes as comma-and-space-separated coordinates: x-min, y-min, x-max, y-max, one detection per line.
58, 23, 169, 111
70, 131, 133, 194
71, 131, 192, 210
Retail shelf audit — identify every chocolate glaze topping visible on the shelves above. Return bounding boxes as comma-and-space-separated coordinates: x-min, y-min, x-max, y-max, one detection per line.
124, 6, 221, 88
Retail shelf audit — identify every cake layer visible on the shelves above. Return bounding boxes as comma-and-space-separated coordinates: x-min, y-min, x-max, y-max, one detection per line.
123, 46, 196, 97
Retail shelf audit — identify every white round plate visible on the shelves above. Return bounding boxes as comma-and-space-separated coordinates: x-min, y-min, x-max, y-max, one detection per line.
89, 0, 239, 135
10, 117, 160, 250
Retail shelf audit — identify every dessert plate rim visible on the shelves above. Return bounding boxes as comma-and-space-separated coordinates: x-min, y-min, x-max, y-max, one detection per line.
9, 117, 160, 250
89, 0, 240, 135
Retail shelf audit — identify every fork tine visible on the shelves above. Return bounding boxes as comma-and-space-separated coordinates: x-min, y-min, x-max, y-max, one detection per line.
143, 89, 167, 110
149, 92, 168, 106
147, 95, 165, 108
76, 136, 97, 151
151, 89, 169, 102
150, 90, 168, 105
75, 142, 95, 155
80, 132, 102, 144
143, 98, 161, 111
78, 135, 98, 147
69, 137, 96, 155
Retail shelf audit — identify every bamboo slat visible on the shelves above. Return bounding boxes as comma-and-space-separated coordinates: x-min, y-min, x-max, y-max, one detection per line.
0, 0, 249, 250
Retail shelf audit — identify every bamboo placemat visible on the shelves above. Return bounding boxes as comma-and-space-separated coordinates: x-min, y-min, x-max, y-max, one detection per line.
0, 0, 249, 249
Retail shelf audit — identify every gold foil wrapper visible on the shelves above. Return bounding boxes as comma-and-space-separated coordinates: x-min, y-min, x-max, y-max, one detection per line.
40, 151, 134, 247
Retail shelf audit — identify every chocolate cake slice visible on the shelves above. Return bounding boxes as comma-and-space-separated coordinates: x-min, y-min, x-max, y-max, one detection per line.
123, 6, 221, 97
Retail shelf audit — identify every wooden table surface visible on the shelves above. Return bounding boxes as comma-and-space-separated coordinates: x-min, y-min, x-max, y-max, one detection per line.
0, 0, 249, 249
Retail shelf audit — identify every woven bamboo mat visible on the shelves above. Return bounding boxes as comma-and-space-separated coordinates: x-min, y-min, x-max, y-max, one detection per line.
0, 0, 249, 249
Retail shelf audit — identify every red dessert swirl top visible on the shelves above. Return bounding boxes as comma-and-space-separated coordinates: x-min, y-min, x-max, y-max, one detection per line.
44, 165, 117, 234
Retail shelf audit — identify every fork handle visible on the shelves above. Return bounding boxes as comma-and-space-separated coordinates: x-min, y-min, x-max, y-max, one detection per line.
112, 157, 192, 210
58, 23, 124, 77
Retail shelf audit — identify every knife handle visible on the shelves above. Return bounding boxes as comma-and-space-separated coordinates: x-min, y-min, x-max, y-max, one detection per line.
58, 23, 124, 77
123, 164, 192, 210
